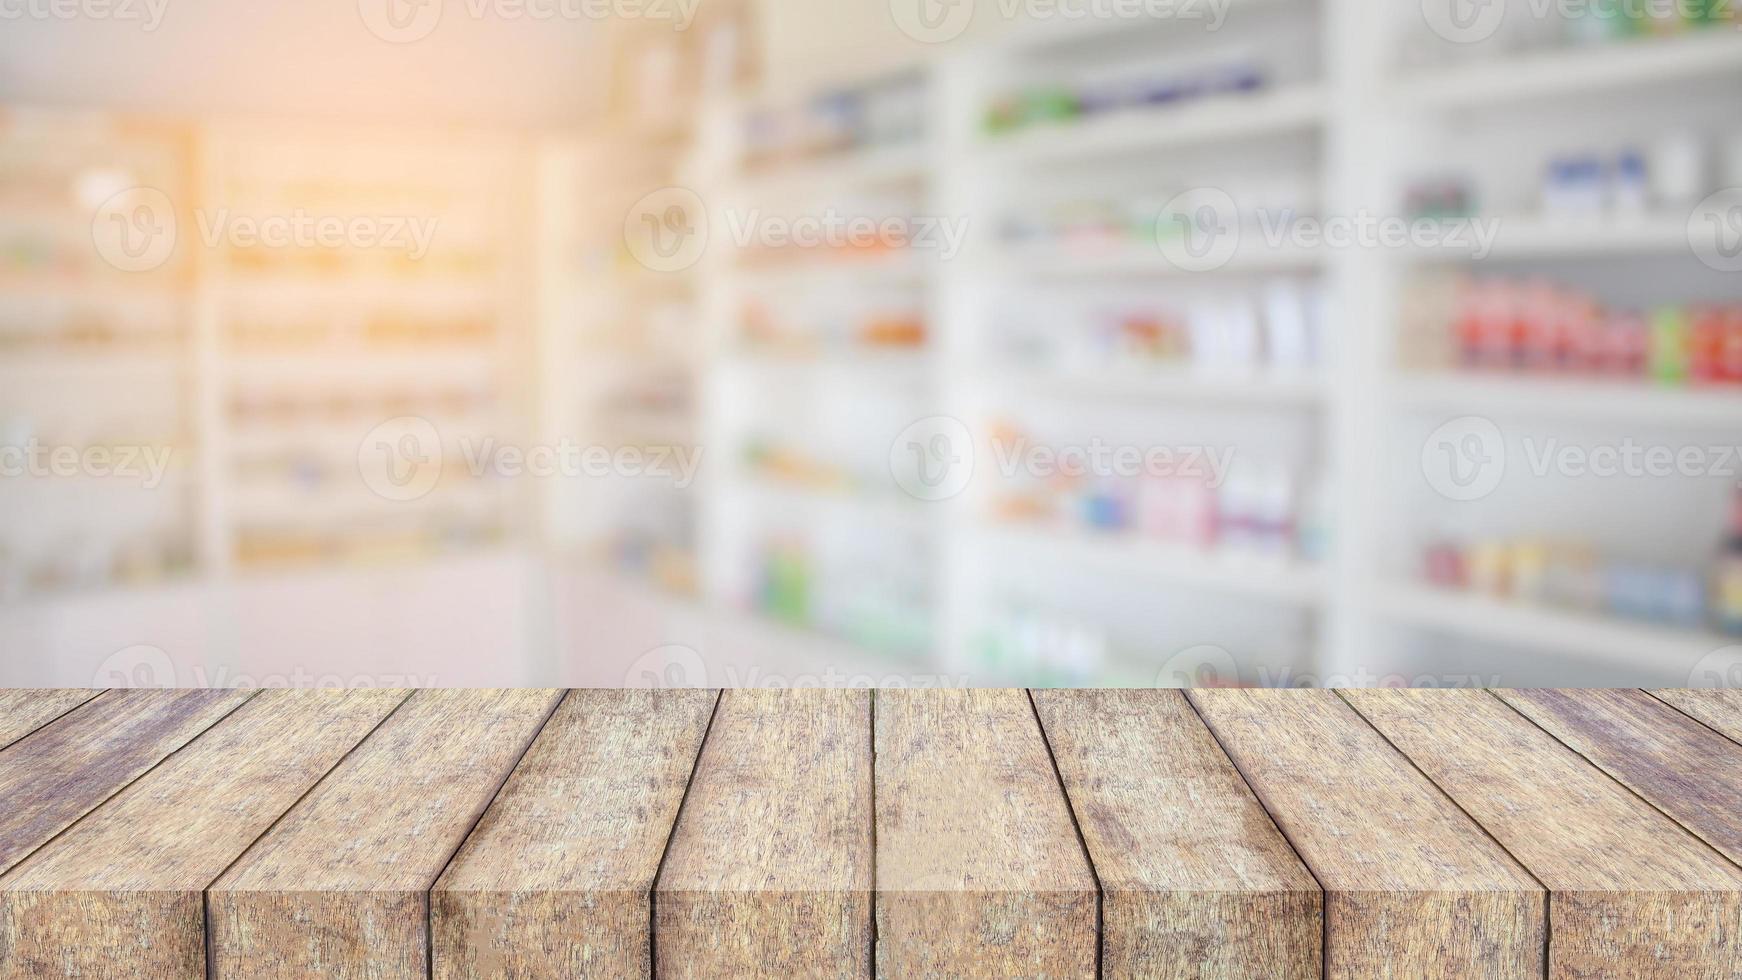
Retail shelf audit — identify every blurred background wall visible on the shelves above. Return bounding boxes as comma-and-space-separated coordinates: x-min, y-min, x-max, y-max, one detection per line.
3, 0, 1741, 690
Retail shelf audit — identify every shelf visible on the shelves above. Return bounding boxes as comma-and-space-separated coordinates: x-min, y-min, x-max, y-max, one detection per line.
220, 278, 498, 307
983, 365, 1324, 407
978, 85, 1325, 167
726, 471, 934, 532
732, 143, 928, 198
1394, 32, 1742, 110
582, 564, 937, 677
991, 240, 1322, 277
721, 348, 931, 382
1391, 373, 1742, 428
1378, 583, 1729, 670
1407, 213, 1692, 261
0, 350, 186, 379
973, 522, 1326, 606
228, 351, 498, 386
729, 252, 931, 288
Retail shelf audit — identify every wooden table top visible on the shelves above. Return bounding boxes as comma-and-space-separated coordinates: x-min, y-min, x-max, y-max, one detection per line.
1, 687, 1740, 978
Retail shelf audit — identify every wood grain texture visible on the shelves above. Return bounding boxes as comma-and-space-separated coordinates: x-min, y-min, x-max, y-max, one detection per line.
1345, 688, 1742, 979
874, 688, 1097, 979
1031, 689, 1320, 978
0, 689, 408, 979
1499, 688, 1742, 866
432, 688, 717, 979
0, 690, 102, 749
207, 688, 564, 980
1187, 688, 1543, 979
654, 688, 871, 979
1653, 689, 1742, 743
0, 688, 255, 877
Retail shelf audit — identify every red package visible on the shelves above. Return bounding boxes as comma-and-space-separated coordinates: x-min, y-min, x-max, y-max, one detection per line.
1690, 306, 1725, 384
1719, 307, 1742, 384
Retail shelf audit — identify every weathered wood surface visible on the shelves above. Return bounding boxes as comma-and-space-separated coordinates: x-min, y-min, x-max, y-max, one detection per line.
206, 689, 563, 979
1188, 688, 1545, 978
0, 687, 1736, 978
874, 688, 1098, 979
0, 689, 101, 749
1032, 688, 1321, 978
654, 688, 872, 979
432, 688, 717, 979
1498, 688, 1742, 866
1654, 688, 1742, 742
1345, 688, 1742, 979
0, 688, 254, 877
0, 689, 408, 979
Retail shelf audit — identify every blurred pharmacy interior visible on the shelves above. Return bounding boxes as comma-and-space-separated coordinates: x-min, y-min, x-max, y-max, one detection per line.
3, 0, 1742, 688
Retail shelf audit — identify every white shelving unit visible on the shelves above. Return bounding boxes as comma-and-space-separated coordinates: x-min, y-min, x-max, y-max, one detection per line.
1392, 30, 1742, 109
1391, 373, 1742, 428
1378, 583, 1728, 670
0, 113, 201, 604
675, 6, 1742, 685
977, 84, 1326, 166
8, 9, 1741, 686
691, 65, 943, 665
1360, 14, 1742, 683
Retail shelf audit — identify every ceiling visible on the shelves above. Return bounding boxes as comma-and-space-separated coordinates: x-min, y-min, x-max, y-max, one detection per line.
0, 0, 614, 129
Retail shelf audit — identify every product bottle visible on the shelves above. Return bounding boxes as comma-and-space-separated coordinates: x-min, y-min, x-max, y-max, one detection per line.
1714, 488, 1742, 635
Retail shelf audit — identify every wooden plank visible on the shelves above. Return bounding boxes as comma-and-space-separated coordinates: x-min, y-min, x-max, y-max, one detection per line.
1031, 689, 1320, 978
1187, 688, 1543, 978
654, 688, 871, 979
874, 688, 1097, 979
1499, 688, 1742, 866
1344, 688, 1742, 978
0, 690, 102, 749
0, 688, 255, 877
432, 688, 717, 979
0, 688, 408, 979
1653, 689, 1742, 743
207, 688, 564, 980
